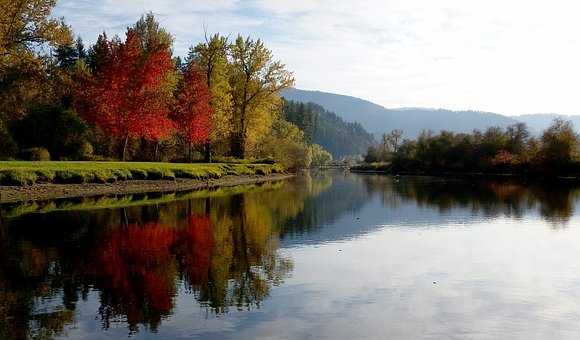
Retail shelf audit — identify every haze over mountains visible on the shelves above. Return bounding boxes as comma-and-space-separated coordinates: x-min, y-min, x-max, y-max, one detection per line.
282, 88, 580, 138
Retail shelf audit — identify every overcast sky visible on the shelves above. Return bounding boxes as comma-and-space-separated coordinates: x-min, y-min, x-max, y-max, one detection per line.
54, 0, 580, 115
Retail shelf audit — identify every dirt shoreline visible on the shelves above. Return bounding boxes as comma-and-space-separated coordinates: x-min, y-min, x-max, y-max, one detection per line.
0, 173, 296, 203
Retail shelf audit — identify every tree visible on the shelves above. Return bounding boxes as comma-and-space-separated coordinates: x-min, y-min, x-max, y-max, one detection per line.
0, 0, 72, 121
76, 30, 174, 160
383, 129, 403, 153
257, 119, 310, 170
506, 122, 529, 155
172, 63, 213, 161
55, 41, 78, 69
0, 0, 71, 57
540, 119, 578, 167
310, 144, 333, 166
190, 33, 232, 162
229, 36, 294, 158
131, 12, 173, 53
12, 105, 89, 159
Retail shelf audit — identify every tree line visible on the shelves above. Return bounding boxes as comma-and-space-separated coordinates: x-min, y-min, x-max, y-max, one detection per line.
364, 119, 580, 176
0, 1, 332, 169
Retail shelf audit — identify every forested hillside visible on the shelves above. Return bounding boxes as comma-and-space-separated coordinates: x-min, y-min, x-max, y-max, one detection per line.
282, 88, 520, 138
282, 100, 375, 158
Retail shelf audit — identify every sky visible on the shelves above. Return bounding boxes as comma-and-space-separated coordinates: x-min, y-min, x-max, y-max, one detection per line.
53, 0, 580, 115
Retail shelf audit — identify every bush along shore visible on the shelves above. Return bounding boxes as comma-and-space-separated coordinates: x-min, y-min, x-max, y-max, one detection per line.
357, 119, 580, 180
0, 161, 284, 186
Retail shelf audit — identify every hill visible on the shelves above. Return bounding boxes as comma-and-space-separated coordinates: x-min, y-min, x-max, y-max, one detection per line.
282, 100, 375, 158
516, 114, 580, 133
282, 88, 523, 137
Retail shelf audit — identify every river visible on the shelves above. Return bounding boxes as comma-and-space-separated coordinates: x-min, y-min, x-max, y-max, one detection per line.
1, 171, 580, 339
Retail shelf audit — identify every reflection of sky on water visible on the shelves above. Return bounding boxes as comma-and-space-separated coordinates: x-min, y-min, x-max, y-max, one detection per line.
63, 216, 580, 339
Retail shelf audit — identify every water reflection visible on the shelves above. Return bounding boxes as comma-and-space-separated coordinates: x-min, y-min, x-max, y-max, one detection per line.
0, 177, 323, 339
2, 173, 580, 339
360, 175, 580, 224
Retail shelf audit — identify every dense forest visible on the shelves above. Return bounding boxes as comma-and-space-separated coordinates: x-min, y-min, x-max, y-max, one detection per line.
282, 100, 375, 158
0, 1, 333, 169
361, 120, 580, 176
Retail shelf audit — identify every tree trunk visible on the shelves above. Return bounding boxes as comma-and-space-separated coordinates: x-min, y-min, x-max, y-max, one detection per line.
122, 136, 129, 161
188, 142, 192, 162
230, 132, 244, 159
239, 137, 245, 159
204, 141, 212, 163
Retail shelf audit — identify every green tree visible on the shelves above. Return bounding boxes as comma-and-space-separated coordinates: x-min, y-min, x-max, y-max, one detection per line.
257, 119, 311, 170
540, 118, 578, 167
310, 144, 333, 166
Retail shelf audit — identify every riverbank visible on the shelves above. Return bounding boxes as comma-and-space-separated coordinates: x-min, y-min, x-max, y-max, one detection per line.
0, 173, 295, 203
0, 161, 284, 185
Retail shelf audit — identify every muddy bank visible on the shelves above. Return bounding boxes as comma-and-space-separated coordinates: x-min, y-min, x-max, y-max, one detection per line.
0, 173, 295, 203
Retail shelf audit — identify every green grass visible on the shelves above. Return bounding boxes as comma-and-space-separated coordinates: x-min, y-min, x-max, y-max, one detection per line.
0, 161, 285, 186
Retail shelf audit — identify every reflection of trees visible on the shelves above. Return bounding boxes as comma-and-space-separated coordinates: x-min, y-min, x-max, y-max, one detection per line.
361, 175, 580, 224
0, 179, 315, 339
280, 172, 373, 238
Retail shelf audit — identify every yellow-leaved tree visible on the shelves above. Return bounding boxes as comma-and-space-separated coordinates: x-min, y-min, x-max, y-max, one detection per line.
189, 33, 233, 161
228, 36, 294, 159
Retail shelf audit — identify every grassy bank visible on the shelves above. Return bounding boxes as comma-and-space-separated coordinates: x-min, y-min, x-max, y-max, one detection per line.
0, 161, 285, 186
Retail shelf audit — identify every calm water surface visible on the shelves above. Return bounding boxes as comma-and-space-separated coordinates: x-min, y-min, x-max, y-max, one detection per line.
2, 172, 580, 339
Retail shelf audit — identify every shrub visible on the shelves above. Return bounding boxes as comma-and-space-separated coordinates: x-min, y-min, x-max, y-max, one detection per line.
79, 142, 94, 160
92, 170, 117, 183
162, 170, 176, 180
146, 169, 163, 180
35, 170, 56, 183
55, 170, 91, 184
129, 169, 148, 180
12, 106, 90, 160
1, 170, 37, 185
113, 169, 132, 180
174, 169, 199, 179
21, 147, 51, 161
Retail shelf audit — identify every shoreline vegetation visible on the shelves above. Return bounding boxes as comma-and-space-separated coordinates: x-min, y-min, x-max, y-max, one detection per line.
356, 119, 580, 179
1, 6, 335, 172
0, 162, 292, 203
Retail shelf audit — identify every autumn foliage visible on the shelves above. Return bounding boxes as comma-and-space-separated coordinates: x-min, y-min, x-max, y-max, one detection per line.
91, 215, 213, 330
76, 30, 175, 159
172, 63, 213, 159
2, 8, 306, 165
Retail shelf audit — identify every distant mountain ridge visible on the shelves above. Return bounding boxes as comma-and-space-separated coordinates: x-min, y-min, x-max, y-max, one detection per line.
282, 88, 578, 138
516, 113, 580, 133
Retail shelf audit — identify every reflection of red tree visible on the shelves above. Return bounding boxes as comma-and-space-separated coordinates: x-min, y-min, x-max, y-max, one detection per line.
175, 215, 213, 286
90, 215, 213, 330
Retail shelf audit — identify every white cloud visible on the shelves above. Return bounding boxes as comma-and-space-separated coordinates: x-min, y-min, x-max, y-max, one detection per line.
54, 0, 580, 115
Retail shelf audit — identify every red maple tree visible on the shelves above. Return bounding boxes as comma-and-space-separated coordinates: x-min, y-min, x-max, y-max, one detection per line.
76, 29, 175, 160
172, 63, 213, 161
